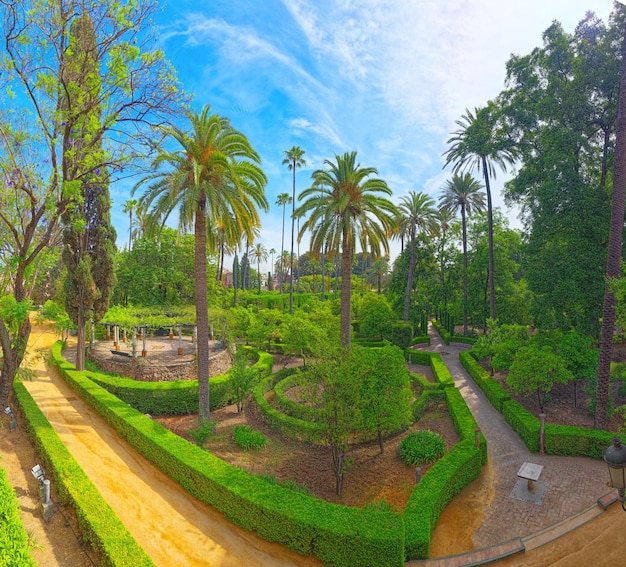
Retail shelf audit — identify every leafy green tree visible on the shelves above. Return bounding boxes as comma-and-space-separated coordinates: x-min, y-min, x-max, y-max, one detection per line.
0, 0, 185, 405
397, 191, 437, 321
507, 345, 573, 413
61, 13, 116, 370
439, 173, 485, 335
229, 351, 259, 413
296, 151, 396, 346
359, 345, 413, 453
444, 102, 517, 322
560, 330, 598, 408
252, 243, 268, 293
135, 105, 268, 420
283, 147, 307, 314
279, 313, 329, 365
358, 294, 395, 341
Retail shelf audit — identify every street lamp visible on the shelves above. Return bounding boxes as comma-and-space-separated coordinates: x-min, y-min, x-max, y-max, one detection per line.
604, 437, 626, 511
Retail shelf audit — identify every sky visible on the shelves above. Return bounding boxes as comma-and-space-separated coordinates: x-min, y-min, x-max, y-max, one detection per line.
110, 0, 618, 275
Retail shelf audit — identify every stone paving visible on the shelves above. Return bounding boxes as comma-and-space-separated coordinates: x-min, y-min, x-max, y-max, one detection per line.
416, 323, 610, 552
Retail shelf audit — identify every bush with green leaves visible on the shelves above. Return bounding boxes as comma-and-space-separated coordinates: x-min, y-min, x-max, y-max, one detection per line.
399, 430, 446, 466
188, 419, 217, 446
233, 425, 266, 450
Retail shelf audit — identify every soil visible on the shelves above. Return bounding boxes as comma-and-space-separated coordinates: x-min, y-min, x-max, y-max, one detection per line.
155, 360, 459, 510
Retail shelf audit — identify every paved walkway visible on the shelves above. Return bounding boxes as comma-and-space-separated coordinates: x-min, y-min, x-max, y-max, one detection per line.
411, 323, 611, 563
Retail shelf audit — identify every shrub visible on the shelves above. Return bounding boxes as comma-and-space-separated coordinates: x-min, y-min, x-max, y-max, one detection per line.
399, 430, 446, 466
188, 418, 217, 446
233, 425, 267, 450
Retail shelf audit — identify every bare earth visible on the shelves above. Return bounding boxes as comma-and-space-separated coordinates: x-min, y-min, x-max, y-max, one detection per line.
3, 323, 626, 566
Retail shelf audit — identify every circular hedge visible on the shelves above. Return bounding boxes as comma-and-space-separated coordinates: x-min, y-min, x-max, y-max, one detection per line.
399, 430, 446, 466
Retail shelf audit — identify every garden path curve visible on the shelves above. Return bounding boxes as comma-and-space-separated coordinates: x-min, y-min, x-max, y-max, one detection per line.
22, 323, 321, 567
415, 323, 609, 557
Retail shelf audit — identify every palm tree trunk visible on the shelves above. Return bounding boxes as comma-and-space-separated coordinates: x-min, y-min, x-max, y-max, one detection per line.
289, 165, 296, 314
280, 206, 286, 294
195, 196, 210, 420
403, 229, 417, 321
340, 228, 352, 347
482, 156, 496, 321
462, 206, 468, 336
596, 19, 626, 430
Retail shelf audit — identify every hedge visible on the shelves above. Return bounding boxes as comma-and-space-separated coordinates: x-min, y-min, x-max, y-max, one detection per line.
86, 347, 272, 416
459, 351, 511, 412
544, 423, 614, 458
273, 371, 319, 422
50, 344, 404, 567
431, 320, 477, 346
405, 349, 454, 388
12, 379, 154, 567
0, 458, 35, 567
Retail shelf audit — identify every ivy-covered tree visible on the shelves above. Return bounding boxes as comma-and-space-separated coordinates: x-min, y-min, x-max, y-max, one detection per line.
0, 0, 185, 406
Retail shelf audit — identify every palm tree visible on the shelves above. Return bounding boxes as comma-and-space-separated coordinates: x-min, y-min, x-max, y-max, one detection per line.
310, 257, 321, 293
371, 256, 389, 295
443, 102, 517, 321
439, 173, 485, 336
253, 242, 268, 293
134, 104, 267, 420
122, 199, 137, 251
434, 207, 455, 311
276, 192, 292, 294
397, 191, 437, 321
282, 146, 307, 314
296, 151, 396, 346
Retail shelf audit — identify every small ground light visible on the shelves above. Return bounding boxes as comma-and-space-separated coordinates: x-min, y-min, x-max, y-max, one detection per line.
32, 464, 53, 519
5, 407, 16, 430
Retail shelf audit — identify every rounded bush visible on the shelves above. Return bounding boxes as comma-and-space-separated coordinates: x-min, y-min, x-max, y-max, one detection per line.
233, 425, 267, 450
399, 430, 445, 466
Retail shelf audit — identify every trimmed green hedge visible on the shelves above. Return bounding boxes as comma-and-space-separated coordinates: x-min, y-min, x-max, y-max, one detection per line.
12, 379, 154, 567
51, 344, 404, 567
273, 371, 319, 422
459, 351, 511, 412
406, 349, 454, 388
544, 423, 614, 458
411, 335, 431, 346
87, 347, 272, 416
0, 458, 35, 567
431, 320, 477, 346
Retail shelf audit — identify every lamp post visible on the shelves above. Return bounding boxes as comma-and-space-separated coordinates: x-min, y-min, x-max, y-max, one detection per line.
604, 437, 626, 511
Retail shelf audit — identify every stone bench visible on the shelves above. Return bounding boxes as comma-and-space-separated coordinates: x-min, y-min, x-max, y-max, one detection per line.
111, 350, 132, 358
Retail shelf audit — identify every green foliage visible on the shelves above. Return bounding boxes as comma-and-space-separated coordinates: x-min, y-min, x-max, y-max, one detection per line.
358, 294, 395, 340
229, 350, 259, 413
0, 296, 32, 334
399, 430, 446, 466
257, 474, 311, 496
188, 418, 217, 446
0, 459, 36, 566
391, 322, 413, 349
506, 345, 573, 412
232, 425, 267, 450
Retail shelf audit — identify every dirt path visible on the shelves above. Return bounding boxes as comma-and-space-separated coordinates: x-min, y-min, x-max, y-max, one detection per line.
20, 324, 321, 567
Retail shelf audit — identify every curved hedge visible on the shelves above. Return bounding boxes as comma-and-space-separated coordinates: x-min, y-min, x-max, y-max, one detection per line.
51, 343, 404, 567
459, 351, 511, 412
86, 347, 273, 416
0, 458, 35, 567
273, 371, 320, 422
12, 379, 154, 567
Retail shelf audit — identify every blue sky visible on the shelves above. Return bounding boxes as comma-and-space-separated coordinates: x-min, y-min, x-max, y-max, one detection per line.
111, 0, 617, 274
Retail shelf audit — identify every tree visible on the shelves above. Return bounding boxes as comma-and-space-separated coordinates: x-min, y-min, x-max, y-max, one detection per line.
275, 192, 292, 294
135, 105, 267, 420
61, 12, 116, 371
370, 256, 389, 295
507, 345, 573, 413
359, 294, 395, 340
269, 247, 276, 287
296, 151, 396, 346
0, 0, 185, 406
439, 173, 485, 335
252, 242, 268, 293
397, 191, 437, 321
122, 199, 138, 252
444, 102, 517, 322
359, 345, 413, 453
597, 9, 626, 429
229, 350, 259, 413
282, 147, 307, 314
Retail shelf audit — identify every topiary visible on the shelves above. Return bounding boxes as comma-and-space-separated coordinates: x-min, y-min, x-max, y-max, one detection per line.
399, 429, 445, 466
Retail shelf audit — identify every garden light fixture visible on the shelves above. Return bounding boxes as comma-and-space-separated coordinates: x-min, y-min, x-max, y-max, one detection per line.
604, 438, 626, 511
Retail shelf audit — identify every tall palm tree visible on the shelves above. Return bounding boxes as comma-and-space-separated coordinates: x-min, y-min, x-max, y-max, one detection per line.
122, 199, 137, 251
282, 146, 307, 314
443, 102, 517, 321
434, 207, 455, 311
296, 151, 396, 346
134, 104, 267, 420
269, 247, 276, 288
276, 192, 292, 294
371, 256, 389, 295
439, 173, 485, 336
397, 191, 437, 321
253, 242, 268, 293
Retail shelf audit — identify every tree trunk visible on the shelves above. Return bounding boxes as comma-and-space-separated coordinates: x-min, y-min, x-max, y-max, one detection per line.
195, 196, 211, 421
482, 156, 496, 321
340, 228, 352, 347
75, 316, 86, 370
596, 19, 626, 430
403, 229, 417, 321
462, 207, 468, 336
378, 430, 384, 454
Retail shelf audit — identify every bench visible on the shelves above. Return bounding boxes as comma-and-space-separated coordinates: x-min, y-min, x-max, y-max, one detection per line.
111, 350, 131, 358
517, 462, 543, 490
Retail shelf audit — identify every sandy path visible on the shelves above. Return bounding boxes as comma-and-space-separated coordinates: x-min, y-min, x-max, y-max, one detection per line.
23, 324, 321, 567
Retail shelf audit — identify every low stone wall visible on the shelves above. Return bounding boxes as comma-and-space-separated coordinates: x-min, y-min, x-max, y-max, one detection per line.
87, 348, 231, 382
